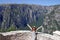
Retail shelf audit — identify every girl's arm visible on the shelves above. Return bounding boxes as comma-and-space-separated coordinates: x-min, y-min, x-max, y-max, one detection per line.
27, 24, 32, 30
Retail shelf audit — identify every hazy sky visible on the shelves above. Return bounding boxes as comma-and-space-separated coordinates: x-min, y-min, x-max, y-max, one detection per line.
0, 0, 60, 6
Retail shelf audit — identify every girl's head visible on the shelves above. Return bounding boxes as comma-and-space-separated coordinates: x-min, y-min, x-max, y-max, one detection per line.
32, 26, 37, 31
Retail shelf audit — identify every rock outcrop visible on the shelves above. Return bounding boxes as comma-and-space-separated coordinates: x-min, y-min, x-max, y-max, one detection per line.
0, 30, 60, 40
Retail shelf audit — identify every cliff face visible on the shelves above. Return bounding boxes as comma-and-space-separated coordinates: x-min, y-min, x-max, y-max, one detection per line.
43, 5, 60, 34
0, 4, 48, 31
0, 4, 60, 33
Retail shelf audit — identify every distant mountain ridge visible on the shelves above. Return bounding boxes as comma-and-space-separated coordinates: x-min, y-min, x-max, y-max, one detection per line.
0, 4, 60, 34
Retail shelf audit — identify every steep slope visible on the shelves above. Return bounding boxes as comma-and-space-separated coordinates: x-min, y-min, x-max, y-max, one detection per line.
0, 4, 48, 31
43, 5, 60, 34
0, 4, 60, 34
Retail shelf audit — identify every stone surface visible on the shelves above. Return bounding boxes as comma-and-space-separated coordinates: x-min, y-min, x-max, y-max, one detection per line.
0, 30, 60, 40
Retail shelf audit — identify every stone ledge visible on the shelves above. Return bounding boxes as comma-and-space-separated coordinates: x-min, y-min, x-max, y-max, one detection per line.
0, 30, 60, 40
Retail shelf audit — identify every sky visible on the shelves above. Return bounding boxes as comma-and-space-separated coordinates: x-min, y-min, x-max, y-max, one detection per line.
0, 0, 60, 6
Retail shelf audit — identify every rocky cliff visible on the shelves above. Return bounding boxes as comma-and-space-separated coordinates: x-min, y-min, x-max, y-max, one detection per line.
0, 4, 60, 34
43, 5, 60, 34
0, 4, 47, 31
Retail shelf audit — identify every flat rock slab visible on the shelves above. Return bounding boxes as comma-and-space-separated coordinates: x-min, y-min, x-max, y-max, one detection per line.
0, 30, 60, 40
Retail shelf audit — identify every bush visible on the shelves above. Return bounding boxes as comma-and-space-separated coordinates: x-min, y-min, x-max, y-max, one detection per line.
7, 24, 16, 32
